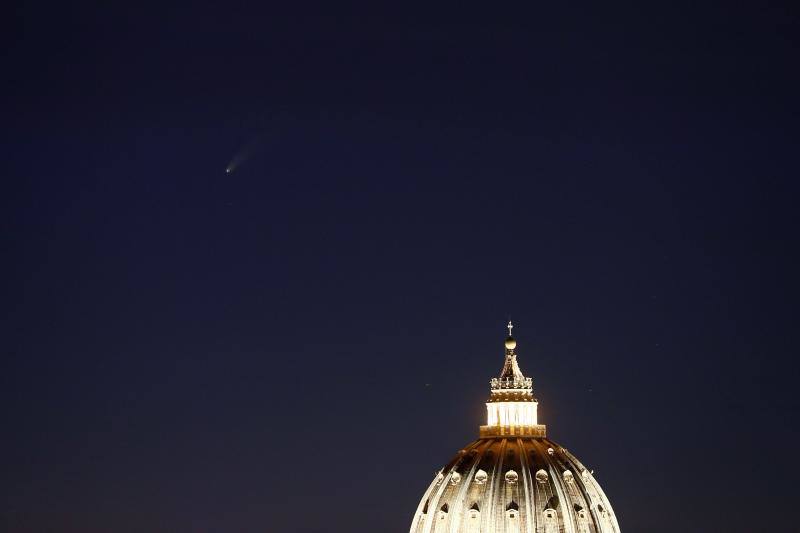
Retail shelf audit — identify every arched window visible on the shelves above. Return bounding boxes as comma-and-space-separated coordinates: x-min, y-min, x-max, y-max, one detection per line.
596, 502, 611, 522
434, 503, 449, 533
506, 500, 519, 519
544, 495, 559, 511
543, 508, 558, 533
468, 502, 480, 520
573, 503, 589, 533
437, 503, 448, 521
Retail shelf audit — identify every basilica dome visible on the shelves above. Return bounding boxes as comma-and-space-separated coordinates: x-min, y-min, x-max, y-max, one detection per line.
409, 323, 621, 533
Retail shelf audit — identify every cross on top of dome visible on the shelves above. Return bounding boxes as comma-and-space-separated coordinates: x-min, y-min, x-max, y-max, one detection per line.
498, 322, 527, 385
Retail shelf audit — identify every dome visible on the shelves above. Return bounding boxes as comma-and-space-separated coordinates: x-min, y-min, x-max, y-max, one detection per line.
409, 324, 621, 533
409, 437, 619, 533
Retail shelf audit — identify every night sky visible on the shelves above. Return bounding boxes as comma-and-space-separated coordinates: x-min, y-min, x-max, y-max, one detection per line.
3, 3, 799, 532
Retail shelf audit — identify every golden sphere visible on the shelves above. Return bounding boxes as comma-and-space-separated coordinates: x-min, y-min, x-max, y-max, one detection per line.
504, 336, 516, 350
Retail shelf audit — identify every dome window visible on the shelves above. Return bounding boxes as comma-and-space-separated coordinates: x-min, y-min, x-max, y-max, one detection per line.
437, 503, 448, 521
449, 472, 462, 485
468, 502, 480, 520
577, 509, 588, 520
543, 507, 558, 533
435, 472, 444, 485
535, 469, 549, 484
505, 470, 519, 484
506, 500, 519, 519
474, 469, 488, 485
547, 447, 554, 455
545, 495, 559, 510
563, 470, 574, 484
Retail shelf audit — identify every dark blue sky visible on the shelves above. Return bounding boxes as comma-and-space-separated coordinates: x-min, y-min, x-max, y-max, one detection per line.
3, 3, 799, 532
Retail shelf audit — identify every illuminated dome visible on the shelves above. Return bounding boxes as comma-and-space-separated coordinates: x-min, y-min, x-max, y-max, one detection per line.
409, 322, 621, 533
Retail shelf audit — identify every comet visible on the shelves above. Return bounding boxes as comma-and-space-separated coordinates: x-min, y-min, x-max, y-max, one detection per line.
225, 135, 266, 174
